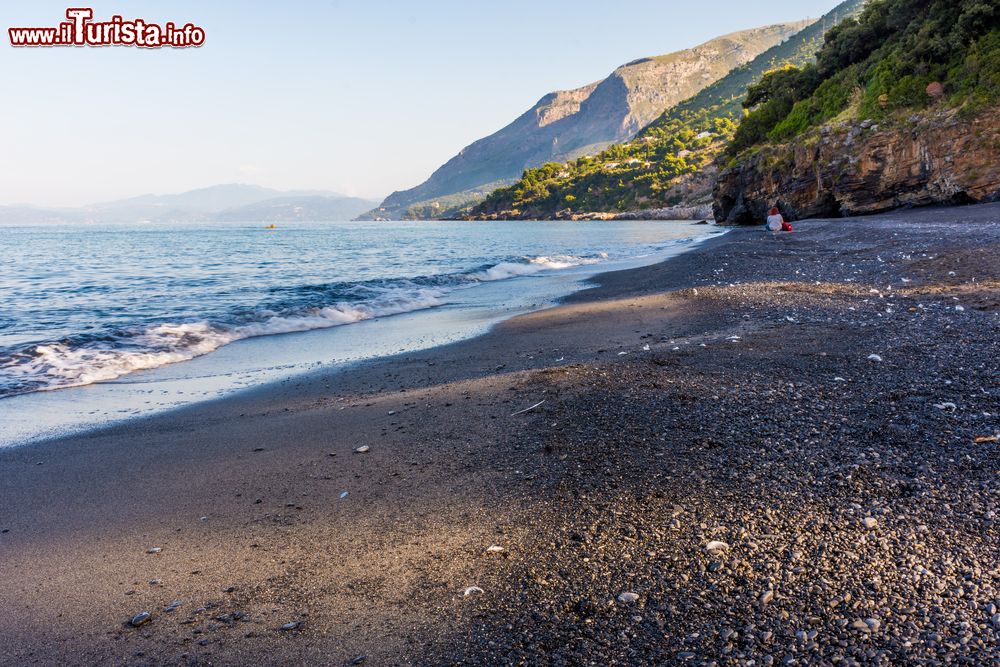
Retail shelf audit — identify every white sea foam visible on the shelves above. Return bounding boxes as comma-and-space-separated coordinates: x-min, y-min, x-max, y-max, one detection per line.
2, 254, 609, 395
5, 288, 446, 394
471, 254, 604, 281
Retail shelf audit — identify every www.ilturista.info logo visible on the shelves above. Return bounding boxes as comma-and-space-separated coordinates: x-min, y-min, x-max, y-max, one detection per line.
8, 8, 205, 48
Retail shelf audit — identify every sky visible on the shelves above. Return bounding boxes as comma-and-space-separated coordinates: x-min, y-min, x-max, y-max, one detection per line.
0, 0, 839, 207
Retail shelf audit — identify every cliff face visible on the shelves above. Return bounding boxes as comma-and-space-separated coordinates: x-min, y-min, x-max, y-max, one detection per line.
367, 22, 809, 220
714, 108, 1000, 225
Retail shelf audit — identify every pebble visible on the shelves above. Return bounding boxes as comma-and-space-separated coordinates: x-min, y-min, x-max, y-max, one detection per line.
867, 354, 883, 362
760, 590, 774, 605
617, 592, 640, 604
354, 445, 370, 453
129, 612, 151, 627
485, 545, 505, 554
280, 622, 300, 631
146, 547, 162, 554
705, 540, 729, 552
862, 517, 878, 529
463, 586, 484, 597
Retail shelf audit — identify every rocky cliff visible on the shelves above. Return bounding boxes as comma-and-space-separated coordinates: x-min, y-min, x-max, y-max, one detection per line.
713, 107, 1000, 225
366, 22, 809, 220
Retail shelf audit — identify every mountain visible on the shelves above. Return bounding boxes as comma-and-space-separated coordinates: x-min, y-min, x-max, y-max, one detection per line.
0, 205, 84, 224
714, 0, 1000, 223
83, 184, 347, 223
215, 195, 379, 222
365, 21, 811, 220
0, 185, 378, 224
471, 0, 865, 220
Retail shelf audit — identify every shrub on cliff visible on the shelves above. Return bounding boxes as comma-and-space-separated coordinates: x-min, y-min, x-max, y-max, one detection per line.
729, 0, 1000, 156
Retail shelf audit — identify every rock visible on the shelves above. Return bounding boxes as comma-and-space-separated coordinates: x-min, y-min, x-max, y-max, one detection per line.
866, 618, 882, 632
705, 540, 730, 552
146, 547, 162, 554
760, 590, 774, 605
851, 619, 871, 632
129, 612, 152, 627
463, 586, 484, 597
485, 545, 505, 554
867, 354, 883, 362
164, 600, 183, 613
617, 592, 640, 604
353, 445, 370, 453
713, 107, 1000, 223
280, 622, 300, 631
862, 517, 878, 529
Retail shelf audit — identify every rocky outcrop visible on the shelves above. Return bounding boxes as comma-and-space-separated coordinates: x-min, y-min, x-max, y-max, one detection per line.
366, 22, 810, 220
713, 107, 1000, 225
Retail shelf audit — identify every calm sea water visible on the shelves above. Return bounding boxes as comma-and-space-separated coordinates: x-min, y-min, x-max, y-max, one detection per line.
0, 220, 714, 402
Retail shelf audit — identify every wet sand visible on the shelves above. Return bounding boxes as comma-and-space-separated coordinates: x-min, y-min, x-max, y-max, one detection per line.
1, 204, 998, 666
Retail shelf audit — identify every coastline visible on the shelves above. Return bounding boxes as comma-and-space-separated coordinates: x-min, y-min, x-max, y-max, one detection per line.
1, 204, 998, 665
0, 223, 717, 448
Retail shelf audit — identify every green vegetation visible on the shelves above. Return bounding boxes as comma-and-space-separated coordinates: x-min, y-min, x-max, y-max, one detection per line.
471, 0, 866, 218
729, 0, 1000, 156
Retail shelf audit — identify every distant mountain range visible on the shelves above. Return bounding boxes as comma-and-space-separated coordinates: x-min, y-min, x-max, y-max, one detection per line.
0, 184, 379, 223
362, 21, 810, 220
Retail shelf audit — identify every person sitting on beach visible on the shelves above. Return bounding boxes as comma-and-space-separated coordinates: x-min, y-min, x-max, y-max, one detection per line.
766, 207, 785, 232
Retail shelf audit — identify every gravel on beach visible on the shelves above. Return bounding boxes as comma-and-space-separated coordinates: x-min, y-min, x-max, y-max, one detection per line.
0, 204, 997, 666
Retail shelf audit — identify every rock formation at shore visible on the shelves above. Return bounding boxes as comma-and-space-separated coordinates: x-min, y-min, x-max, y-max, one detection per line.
713, 107, 1000, 224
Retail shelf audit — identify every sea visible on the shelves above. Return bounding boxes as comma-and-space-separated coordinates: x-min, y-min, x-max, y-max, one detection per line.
0, 220, 720, 445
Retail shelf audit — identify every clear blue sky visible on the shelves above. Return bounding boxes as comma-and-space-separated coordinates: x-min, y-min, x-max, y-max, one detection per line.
1, 0, 838, 206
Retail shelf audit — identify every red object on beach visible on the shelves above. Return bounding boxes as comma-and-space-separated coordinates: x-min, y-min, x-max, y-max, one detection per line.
781, 221, 794, 232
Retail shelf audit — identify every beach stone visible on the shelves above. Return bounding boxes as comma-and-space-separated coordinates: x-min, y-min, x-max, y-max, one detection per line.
354, 445, 370, 454
862, 517, 878, 530
760, 590, 774, 605
617, 592, 639, 604
146, 547, 162, 554
851, 619, 871, 632
705, 540, 729, 552
129, 612, 151, 627
280, 622, 300, 631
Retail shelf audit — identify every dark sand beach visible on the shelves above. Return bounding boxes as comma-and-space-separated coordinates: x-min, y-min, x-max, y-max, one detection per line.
1, 204, 999, 666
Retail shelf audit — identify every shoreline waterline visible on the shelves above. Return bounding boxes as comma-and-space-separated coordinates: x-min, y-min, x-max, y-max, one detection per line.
0, 224, 724, 447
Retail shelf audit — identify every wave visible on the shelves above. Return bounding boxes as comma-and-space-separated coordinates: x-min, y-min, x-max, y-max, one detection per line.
0, 253, 606, 396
